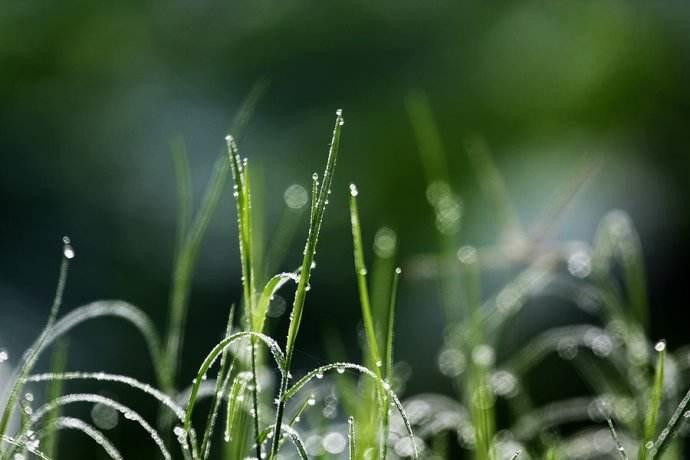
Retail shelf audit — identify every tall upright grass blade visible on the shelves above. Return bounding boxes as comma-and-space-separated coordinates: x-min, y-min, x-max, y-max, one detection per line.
349, 184, 383, 375
171, 136, 193, 254
404, 91, 448, 184
640, 341, 666, 460
269, 109, 344, 460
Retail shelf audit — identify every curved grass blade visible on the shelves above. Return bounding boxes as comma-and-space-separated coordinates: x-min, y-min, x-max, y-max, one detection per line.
253, 272, 299, 334
283, 362, 417, 459
183, 331, 285, 433
0, 239, 73, 438
37, 417, 123, 460
25, 372, 185, 421
27, 394, 171, 460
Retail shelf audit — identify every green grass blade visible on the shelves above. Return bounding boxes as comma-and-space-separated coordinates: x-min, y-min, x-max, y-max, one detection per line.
349, 184, 383, 374
270, 109, 344, 459
254, 272, 299, 334
640, 341, 666, 460
385, 267, 401, 382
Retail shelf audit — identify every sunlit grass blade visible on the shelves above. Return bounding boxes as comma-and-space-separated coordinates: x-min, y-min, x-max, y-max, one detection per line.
269, 109, 344, 459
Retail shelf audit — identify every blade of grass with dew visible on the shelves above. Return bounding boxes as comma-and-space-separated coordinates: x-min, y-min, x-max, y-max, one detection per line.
381, 266, 401, 460
639, 341, 666, 460
350, 184, 391, 457
282, 362, 418, 458
0, 237, 73, 440
349, 184, 383, 375
652, 386, 690, 458
607, 416, 628, 460
43, 339, 68, 459
226, 135, 263, 459
38, 416, 123, 460
269, 109, 344, 460
24, 372, 185, 421
257, 394, 315, 451
24, 394, 171, 460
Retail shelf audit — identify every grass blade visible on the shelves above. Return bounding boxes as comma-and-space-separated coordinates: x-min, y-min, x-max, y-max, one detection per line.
349, 184, 383, 374
639, 341, 666, 460
269, 109, 344, 459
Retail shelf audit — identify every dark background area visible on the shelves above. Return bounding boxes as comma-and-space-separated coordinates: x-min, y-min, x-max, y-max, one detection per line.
1, 1, 690, 457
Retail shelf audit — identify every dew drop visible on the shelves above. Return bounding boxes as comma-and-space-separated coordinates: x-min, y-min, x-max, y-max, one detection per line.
349, 183, 359, 197
655, 340, 666, 352
336, 365, 345, 374
0, 349, 8, 363
62, 236, 75, 259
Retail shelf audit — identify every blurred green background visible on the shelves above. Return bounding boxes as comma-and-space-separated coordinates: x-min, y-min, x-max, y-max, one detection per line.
2, 1, 690, 457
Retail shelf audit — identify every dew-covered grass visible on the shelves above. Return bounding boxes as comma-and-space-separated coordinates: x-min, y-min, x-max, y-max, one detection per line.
1, 92, 689, 460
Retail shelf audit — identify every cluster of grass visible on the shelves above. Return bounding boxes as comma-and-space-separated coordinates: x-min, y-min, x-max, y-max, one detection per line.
0, 88, 689, 460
